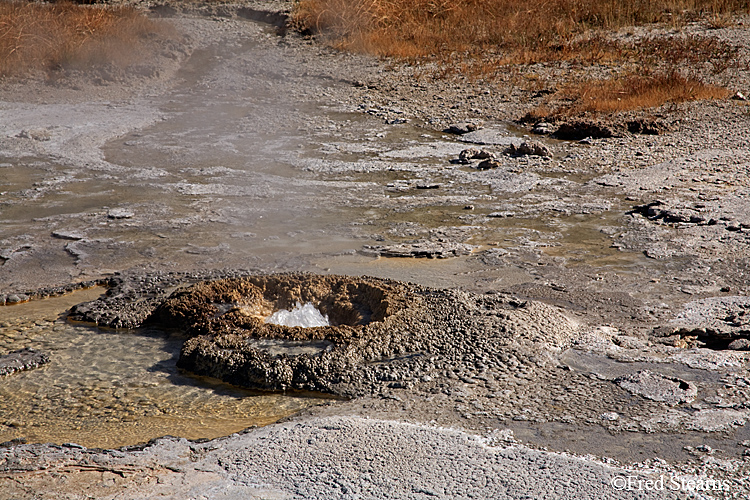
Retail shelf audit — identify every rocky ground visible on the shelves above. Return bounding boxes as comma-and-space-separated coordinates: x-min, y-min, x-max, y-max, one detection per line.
1, 1, 750, 498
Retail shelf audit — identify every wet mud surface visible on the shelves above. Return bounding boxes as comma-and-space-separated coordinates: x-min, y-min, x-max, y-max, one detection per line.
1, 1, 750, 498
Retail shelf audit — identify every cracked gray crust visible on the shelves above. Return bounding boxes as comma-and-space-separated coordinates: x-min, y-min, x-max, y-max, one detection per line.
0, 416, 687, 500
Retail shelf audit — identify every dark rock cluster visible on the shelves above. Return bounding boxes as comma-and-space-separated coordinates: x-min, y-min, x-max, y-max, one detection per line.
0, 349, 50, 377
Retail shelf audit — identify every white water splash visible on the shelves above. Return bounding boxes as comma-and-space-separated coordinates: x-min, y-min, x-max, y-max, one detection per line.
264, 302, 330, 328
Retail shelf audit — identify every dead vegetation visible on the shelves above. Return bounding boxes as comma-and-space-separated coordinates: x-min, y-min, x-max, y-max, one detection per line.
553, 72, 730, 116
292, 0, 750, 117
0, 1, 168, 77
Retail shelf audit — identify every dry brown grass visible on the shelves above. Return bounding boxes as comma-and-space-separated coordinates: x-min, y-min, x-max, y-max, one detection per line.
292, 0, 750, 115
293, 0, 749, 59
0, 1, 165, 77
556, 72, 731, 116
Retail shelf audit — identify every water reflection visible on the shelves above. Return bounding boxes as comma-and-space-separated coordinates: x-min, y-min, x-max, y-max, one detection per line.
0, 290, 329, 448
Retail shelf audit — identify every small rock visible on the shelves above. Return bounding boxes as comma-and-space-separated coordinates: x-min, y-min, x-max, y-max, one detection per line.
615, 370, 697, 405
51, 230, 85, 241
62, 443, 86, 449
727, 338, 750, 351
459, 148, 494, 161
733, 91, 747, 101
5, 294, 27, 305
363, 241, 477, 259
446, 121, 483, 134
17, 128, 51, 141
578, 137, 593, 145
0, 348, 50, 376
475, 159, 501, 170
464, 205, 474, 210
387, 381, 410, 389
554, 120, 617, 140
0, 437, 27, 447
505, 141, 552, 157
107, 208, 135, 219
531, 122, 554, 135
652, 325, 679, 337
600, 412, 620, 421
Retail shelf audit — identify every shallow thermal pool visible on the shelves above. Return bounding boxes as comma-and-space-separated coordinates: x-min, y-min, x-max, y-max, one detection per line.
0, 289, 330, 449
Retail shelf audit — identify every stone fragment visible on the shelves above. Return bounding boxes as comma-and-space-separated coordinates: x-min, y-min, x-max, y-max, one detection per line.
364, 241, 476, 259
727, 338, 750, 350
505, 141, 551, 157
554, 120, 617, 140
445, 121, 483, 135
459, 148, 494, 161
531, 122, 554, 135
475, 159, 501, 170
5, 294, 28, 304
615, 370, 697, 405
107, 208, 135, 219
0, 348, 50, 376
652, 325, 679, 337
17, 128, 51, 141
51, 230, 84, 241
733, 91, 747, 101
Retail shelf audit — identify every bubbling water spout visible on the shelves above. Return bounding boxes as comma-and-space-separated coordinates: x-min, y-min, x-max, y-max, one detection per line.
264, 302, 330, 328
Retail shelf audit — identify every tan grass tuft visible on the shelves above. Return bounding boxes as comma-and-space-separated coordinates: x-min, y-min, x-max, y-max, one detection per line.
561, 72, 731, 115
0, 1, 167, 77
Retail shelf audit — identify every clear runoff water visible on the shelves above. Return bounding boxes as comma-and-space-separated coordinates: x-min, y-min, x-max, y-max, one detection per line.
0, 289, 330, 449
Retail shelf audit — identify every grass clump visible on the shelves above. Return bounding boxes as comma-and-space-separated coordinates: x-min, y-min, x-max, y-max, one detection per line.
0, 1, 166, 77
557, 71, 730, 116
